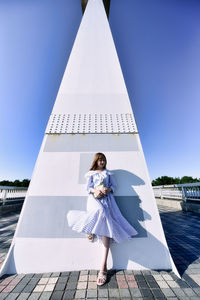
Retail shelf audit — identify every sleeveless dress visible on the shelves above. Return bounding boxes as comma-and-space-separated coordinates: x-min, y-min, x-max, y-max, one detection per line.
67, 169, 138, 243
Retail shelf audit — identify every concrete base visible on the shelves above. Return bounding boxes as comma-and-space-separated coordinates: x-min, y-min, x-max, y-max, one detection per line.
156, 197, 200, 216
155, 197, 182, 210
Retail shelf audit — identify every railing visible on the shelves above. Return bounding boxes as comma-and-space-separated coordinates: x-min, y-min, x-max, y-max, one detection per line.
1, 183, 200, 205
0, 186, 27, 206
153, 183, 200, 202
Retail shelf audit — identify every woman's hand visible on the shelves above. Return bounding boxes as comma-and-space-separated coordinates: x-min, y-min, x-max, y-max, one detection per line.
102, 187, 112, 195
93, 189, 104, 199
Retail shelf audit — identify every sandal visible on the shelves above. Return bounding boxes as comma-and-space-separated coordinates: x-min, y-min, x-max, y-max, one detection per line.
86, 234, 94, 242
97, 270, 107, 286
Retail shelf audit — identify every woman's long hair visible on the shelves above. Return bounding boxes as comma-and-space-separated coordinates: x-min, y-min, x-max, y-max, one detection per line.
90, 153, 107, 171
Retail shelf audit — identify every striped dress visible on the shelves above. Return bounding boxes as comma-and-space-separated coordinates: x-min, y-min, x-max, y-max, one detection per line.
67, 169, 138, 243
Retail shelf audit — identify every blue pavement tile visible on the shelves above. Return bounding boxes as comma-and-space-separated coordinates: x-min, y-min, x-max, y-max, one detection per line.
183, 287, 197, 297
140, 288, 154, 298
27, 293, 41, 300
23, 273, 34, 278
161, 288, 176, 297
67, 276, 78, 283
75, 289, 86, 298
3, 294, 19, 300
39, 292, 52, 300
171, 287, 188, 298
129, 288, 142, 297
137, 280, 149, 288
143, 274, 156, 281
42, 273, 52, 278
12, 284, 29, 293
22, 284, 36, 293
68, 273, 79, 281
151, 288, 166, 298
51, 272, 60, 277
63, 289, 75, 299
57, 277, 68, 284
134, 274, 145, 281
66, 282, 77, 290
193, 287, 200, 295
119, 288, 131, 298
54, 282, 66, 291
50, 290, 64, 299
147, 280, 160, 288
70, 271, 80, 276
182, 273, 200, 288
16, 293, 30, 300
98, 288, 108, 298
0, 293, 9, 300
176, 279, 191, 288
108, 288, 119, 298
28, 278, 40, 285
33, 273, 43, 278
61, 272, 70, 277
87, 289, 98, 298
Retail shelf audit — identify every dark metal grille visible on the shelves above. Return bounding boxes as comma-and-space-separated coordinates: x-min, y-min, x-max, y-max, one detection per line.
81, 0, 110, 18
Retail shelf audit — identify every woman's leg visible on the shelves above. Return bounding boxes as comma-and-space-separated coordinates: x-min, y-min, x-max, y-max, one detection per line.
97, 236, 110, 284
101, 236, 110, 270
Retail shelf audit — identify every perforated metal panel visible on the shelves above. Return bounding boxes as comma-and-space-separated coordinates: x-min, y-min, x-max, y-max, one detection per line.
45, 113, 137, 134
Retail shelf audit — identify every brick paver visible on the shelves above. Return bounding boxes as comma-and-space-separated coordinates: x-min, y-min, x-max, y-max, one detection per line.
0, 205, 200, 299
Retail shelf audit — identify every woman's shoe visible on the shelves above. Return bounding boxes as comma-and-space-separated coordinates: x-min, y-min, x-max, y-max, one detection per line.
86, 234, 94, 242
97, 270, 107, 286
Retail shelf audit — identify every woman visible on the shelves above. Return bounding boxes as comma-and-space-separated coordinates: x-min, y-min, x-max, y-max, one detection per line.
67, 153, 138, 285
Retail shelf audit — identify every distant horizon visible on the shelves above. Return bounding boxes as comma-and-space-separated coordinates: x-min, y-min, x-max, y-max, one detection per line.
0, 0, 200, 182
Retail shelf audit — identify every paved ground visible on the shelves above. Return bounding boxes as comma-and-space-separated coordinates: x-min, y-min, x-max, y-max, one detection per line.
0, 205, 200, 299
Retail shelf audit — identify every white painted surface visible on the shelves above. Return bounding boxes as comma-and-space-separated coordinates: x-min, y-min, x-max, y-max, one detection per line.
51, 0, 133, 114
0, 0, 180, 277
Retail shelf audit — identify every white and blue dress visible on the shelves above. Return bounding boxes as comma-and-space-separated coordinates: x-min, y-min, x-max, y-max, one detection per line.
67, 169, 138, 243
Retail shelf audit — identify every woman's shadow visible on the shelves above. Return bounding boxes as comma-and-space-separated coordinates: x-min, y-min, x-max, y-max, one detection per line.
107, 169, 178, 277
110, 169, 150, 238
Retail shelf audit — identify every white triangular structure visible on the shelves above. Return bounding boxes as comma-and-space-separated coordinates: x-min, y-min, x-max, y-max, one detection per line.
0, 0, 180, 277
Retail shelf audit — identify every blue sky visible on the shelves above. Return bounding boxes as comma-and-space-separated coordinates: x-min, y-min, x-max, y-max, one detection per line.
0, 0, 200, 182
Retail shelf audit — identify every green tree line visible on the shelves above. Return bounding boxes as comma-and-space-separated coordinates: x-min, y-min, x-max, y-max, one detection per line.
0, 179, 30, 187
152, 176, 200, 186
0, 176, 199, 188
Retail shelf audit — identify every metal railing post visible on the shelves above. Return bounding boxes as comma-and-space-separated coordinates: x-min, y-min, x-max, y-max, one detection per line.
2, 189, 8, 205
181, 187, 187, 202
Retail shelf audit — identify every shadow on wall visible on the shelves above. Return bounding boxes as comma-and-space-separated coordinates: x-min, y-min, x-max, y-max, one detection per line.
110, 169, 150, 238
111, 169, 145, 194
107, 170, 171, 270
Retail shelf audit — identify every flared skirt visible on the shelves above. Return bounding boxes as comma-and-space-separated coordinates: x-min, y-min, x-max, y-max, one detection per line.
67, 193, 138, 243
